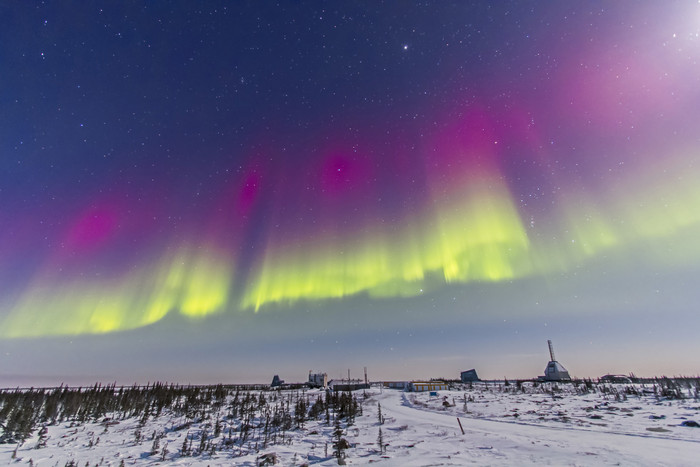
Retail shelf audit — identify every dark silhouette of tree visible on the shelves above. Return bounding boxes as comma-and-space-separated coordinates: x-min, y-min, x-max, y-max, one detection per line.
377, 427, 384, 454
332, 415, 349, 464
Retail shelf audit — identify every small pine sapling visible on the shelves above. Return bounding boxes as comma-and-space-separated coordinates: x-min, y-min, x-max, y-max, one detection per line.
377, 427, 384, 454
181, 433, 190, 456
150, 437, 160, 456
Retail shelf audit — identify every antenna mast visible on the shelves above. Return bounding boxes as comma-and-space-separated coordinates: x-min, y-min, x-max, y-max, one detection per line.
547, 339, 556, 361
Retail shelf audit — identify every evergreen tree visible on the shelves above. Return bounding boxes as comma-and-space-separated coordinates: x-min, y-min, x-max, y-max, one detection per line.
180, 433, 190, 456
199, 429, 208, 454
150, 436, 160, 456
332, 416, 348, 464
35, 425, 48, 449
308, 395, 324, 419
214, 417, 222, 437
294, 397, 307, 428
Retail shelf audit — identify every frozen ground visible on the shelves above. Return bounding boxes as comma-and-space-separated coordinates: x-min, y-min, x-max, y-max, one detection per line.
1, 382, 699, 466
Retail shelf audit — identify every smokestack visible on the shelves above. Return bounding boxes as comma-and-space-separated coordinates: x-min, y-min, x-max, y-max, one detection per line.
364, 366, 368, 384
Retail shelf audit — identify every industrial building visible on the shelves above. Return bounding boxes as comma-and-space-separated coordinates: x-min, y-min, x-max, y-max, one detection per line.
328, 379, 370, 392
383, 381, 410, 390
539, 340, 571, 381
410, 381, 449, 392
308, 371, 328, 388
270, 375, 284, 387
460, 369, 480, 382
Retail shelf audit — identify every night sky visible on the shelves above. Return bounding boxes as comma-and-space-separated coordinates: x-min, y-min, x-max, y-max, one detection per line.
2, 2, 700, 385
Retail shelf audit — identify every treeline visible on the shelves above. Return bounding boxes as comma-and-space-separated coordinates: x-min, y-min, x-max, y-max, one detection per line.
0, 383, 222, 444
0, 382, 362, 462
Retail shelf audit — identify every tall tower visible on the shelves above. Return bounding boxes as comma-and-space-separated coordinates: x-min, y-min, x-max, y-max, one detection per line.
548, 340, 556, 361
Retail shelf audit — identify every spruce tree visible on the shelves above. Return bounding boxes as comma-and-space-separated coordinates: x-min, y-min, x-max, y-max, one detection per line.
199, 429, 208, 454
181, 433, 190, 456
150, 437, 160, 456
332, 416, 348, 464
36, 425, 48, 449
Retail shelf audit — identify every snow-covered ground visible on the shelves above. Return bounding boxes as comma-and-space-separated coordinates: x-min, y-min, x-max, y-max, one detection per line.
1, 382, 699, 466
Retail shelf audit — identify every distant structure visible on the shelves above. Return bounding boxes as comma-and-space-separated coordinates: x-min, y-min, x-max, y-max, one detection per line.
460, 369, 480, 383
328, 379, 370, 392
271, 375, 284, 387
308, 371, 328, 389
411, 381, 448, 392
599, 374, 632, 384
382, 381, 410, 390
539, 340, 571, 381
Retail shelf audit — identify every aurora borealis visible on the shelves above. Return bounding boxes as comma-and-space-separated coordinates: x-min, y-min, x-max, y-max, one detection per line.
2, 2, 700, 384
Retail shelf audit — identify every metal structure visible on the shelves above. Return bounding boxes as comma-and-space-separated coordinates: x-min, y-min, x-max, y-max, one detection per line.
541, 340, 571, 381
270, 374, 284, 387
548, 340, 556, 361
460, 369, 480, 383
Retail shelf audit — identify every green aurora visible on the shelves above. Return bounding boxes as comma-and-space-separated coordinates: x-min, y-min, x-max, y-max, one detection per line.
3, 156, 699, 338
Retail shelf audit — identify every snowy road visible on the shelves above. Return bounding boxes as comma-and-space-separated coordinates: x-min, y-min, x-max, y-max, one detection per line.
370, 389, 700, 466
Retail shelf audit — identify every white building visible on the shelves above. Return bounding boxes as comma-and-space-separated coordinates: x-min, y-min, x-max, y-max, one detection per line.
308, 371, 328, 388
